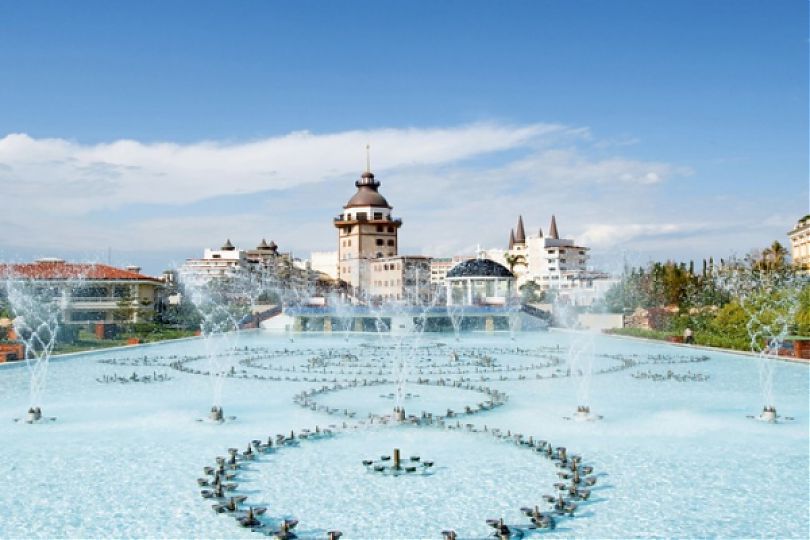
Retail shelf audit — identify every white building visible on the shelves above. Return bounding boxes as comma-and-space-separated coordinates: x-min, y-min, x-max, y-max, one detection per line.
179, 238, 320, 297
788, 215, 810, 272
503, 215, 590, 290
366, 256, 432, 303
310, 251, 339, 280
179, 239, 248, 285
430, 255, 471, 286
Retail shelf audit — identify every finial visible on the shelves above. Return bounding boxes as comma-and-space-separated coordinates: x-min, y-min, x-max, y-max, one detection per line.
365, 144, 371, 173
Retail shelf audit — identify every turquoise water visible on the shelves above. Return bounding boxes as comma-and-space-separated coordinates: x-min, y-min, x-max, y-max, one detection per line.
0, 330, 807, 539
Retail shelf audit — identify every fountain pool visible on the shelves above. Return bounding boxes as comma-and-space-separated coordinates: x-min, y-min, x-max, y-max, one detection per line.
0, 330, 807, 539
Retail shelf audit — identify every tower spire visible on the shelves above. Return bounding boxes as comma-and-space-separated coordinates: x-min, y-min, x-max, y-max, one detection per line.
549, 215, 559, 239
365, 144, 371, 173
515, 215, 526, 244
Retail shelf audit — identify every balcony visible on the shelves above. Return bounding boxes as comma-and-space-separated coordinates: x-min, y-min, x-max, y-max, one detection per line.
334, 216, 402, 226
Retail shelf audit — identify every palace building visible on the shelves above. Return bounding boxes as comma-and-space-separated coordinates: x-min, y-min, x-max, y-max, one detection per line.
332, 150, 430, 301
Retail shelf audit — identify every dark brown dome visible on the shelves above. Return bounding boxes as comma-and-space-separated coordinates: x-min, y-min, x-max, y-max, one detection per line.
345, 186, 391, 208
344, 170, 391, 208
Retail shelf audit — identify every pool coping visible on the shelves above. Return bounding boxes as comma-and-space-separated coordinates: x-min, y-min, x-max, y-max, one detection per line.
596, 330, 810, 365
0, 333, 205, 370
3, 328, 808, 370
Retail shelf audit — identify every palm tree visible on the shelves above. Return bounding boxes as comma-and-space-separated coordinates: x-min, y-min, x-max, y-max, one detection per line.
759, 241, 789, 272
503, 253, 526, 273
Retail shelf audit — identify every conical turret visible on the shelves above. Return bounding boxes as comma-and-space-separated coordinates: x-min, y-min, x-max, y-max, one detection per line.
515, 215, 526, 244
549, 216, 559, 240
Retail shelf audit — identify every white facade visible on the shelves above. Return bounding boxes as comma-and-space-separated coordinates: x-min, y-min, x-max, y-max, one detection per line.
180, 246, 247, 285
523, 236, 589, 289
500, 216, 590, 290
310, 251, 339, 280
366, 256, 432, 302
430, 255, 471, 285
179, 240, 318, 297
789, 215, 810, 272
556, 275, 620, 306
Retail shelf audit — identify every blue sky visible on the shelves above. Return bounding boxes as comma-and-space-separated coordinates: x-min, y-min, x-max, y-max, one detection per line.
0, 0, 807, 273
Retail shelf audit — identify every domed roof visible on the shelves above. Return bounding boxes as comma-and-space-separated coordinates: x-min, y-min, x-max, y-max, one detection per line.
344, 170, 391, 209
446, 258, 514, 279
345, 187, 390, 208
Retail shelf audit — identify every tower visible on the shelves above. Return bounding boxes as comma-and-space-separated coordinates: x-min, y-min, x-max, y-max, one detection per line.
334, 147, 402, 290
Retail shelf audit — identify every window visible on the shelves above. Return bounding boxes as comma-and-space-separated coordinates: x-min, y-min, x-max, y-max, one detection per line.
357, 212, 367, 220
113, 286, 129, 298
374, 212, 383, 220
387, 226, 394, 233
376, 239, 384, 246
387, 240, 395, 246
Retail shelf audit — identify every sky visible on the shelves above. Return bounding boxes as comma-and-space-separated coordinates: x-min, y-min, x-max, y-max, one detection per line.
0, 0, 807, 274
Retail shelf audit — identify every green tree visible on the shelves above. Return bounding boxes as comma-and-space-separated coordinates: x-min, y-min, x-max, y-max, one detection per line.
503, 253, 525, 273
519, 281, 545, 304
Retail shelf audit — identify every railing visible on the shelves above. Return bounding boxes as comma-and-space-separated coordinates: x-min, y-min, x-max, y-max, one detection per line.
69, 296, 127, 303
333, 216, 402, 225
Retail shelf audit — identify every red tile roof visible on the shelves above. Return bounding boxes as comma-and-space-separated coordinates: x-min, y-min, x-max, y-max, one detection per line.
0, 261, 162, 282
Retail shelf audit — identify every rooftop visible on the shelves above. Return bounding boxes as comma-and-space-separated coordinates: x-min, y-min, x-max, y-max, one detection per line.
446, 258, 514, 279
344, 169, 392, 209
1, 260, 162, 282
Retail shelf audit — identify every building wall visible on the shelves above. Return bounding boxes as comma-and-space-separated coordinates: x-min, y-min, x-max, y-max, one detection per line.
366, 256, 431, 301
310, 251, 339, 280
335, 205, 401, 289
61, 281, 161, 324
789, 216, 810, 271
511, 235, 589, 289
430, 256, 471, 285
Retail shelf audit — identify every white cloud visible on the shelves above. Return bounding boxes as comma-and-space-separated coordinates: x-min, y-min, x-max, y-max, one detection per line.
0, 123, 566, 215
579, 223, 705, 248
0, 122, 722, 269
